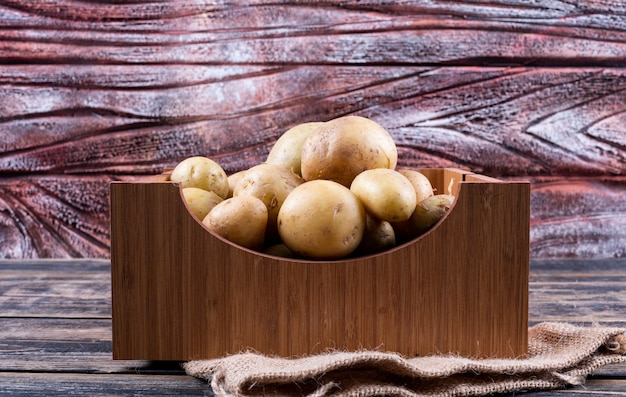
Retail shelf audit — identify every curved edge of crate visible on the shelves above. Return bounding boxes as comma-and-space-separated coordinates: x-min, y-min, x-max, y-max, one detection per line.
110, 169, 530, 360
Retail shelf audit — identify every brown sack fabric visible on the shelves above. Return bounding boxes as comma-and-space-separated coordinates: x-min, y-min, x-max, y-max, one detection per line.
184, 322, 626, 397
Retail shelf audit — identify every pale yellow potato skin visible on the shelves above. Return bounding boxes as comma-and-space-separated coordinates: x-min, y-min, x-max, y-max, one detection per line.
182, 187, 223, 221
277, 180, 366, 260
397, 168, 435, 204
350, 168, 417, 223
226, 170, 246, 198
170, 156, 230, 199
233, 163, 303, 244
202, 195, 268, 251
300, 115, 398, 187
266, 122, 324, 176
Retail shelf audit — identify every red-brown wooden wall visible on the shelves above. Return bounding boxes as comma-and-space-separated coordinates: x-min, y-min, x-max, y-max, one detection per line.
0, 1, 624, 259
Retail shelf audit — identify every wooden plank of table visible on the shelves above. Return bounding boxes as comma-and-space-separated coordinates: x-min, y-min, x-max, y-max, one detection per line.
0, 317, 151, 374
535, 380, 626, 396
2, 373, 626, 397
528, 259, 626, 332
0, 259, 111, 317
0, 372, 211, 397
0, 259, 625, 396
529, 259, 626, 380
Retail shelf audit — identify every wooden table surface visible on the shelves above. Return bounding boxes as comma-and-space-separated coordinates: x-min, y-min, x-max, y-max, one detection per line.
0, 258, 625, 396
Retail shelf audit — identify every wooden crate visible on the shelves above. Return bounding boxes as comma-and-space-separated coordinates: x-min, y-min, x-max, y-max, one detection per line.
110, 168, 530, 361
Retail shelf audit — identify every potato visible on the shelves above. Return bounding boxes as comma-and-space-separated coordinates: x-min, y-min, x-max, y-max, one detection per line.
350, 168, 417, 222
408, 194, 455, 237
353, 215, 396, 256
226, 170, 246, 198
170, 156, 229, 199
277, 180, 366, 260
397, 168, 434, 204
300, 115, 398, 187
182, 187, 223, 221
234, 163, 303, 243
202, 195, 268, 251
263, 243, 296, 258
390, 218, 412, 244
266, 122, 324, 176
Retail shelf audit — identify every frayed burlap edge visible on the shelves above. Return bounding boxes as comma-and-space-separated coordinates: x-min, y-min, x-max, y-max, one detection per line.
183, 322, 626, 397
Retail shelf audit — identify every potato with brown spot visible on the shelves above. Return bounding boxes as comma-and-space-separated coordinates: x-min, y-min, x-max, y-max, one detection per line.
170, 156, 229, 199
226, 170, 246, 198
266, 122, 324, 176
202, 195, 268, 251
397, 168, 434, 204
300, 115, 398, 187
409, 194, 455, 237
350, 168, 417, 223
234, 163, 303, 243
277, 180, 366, 260
182, 187, 223, 221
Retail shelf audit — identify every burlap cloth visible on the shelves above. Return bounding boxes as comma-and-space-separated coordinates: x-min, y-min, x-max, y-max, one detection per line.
184, 322, 626, 396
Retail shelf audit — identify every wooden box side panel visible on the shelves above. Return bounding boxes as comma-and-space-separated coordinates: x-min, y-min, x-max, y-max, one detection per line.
110, 182, 183, 359
110, 171, 530, 360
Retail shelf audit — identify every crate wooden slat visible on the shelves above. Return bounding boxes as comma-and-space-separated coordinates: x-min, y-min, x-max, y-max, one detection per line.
110, 169, 530, 360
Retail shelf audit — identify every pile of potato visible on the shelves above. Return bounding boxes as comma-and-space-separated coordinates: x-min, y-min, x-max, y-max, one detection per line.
169, 115, 454, 260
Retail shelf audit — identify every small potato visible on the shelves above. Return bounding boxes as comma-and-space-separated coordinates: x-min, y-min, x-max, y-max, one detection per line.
350, 168, 417, 223
277, 180, 366, 260
408, 194, 455, 237
234, 163, 303, 243
397, 168, 434, 204
182, 187, 223, 221
266, 122, 324, 176
353, 215, 396, 256
227, 170, 246, 198
202, 195, 268, 251
390, 218, 412, 244
170, 156, 229, 199
300, 115, 398, 187
263, 243, 296, 258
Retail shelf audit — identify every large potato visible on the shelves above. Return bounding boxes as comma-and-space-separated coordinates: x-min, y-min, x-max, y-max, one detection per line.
266, 122, 324, 176
182, 187, 223, 221
397, 168, 434, 204
170, 156, 229, 199
350, 168, 417, 223
234, 163, 303, 243
300, 115, 398, 187
277, 180, 366, 260
202, 195, 268, 251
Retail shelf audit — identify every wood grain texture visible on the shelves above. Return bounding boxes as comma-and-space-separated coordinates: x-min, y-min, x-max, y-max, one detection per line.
527, 177, 626, 258
0, 1, 624, 259
1, 258, 625, 396
2, 1, 626, 66
0, 259, 111, 317
109, 172, 530, 360
0, 373, 212, 397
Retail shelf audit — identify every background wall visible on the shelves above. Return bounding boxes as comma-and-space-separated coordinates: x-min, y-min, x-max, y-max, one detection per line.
0, 1, 624, 259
